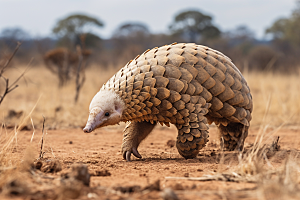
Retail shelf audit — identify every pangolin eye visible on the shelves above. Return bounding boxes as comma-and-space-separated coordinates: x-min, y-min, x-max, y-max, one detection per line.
105, 112, 110, 116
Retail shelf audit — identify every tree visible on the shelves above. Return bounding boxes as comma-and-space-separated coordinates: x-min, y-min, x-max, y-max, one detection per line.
52, 14, 104, 48
264, 1, 300, 70
265, 18, 289, 39
0, 27, 32, 63
111, 22, 151, 65
266, 1, 300, 46
43, 47, 91, 87
112, 22, 150, 48
0, 27, 30, 50
169, 10, 221, 43
113, 22, 150, 38
227, 25, 255, 41
222, 25, 255, 56
1, 27, 30, 41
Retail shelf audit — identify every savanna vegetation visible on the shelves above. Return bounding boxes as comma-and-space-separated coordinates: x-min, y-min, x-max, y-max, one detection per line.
0, 2, 300, 200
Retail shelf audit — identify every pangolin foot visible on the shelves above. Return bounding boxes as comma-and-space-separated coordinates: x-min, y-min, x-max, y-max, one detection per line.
122, 148, 142, 162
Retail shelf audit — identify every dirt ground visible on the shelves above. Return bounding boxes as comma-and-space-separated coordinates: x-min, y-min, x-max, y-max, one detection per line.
1, 124, 300, 200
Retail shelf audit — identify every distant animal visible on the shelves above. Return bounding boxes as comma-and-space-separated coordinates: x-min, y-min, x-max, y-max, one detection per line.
44, 48, 92, 87
83, 43, 253, 161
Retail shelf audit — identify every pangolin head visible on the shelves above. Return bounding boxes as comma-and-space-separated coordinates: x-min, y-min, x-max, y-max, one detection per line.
83, 89, 125, 133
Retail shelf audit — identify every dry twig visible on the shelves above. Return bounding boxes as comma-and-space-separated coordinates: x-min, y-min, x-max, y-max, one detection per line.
0, 42, 23, 105
0, 42, 21, 75
38, 116, 46, 159
165, 172, 258, 183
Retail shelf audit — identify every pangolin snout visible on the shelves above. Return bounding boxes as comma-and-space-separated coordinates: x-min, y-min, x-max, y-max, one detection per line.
83, 126, 93, 133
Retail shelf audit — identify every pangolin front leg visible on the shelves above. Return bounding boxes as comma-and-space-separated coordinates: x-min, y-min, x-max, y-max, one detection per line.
122, 121, 157, 161
176, 104, 210, 159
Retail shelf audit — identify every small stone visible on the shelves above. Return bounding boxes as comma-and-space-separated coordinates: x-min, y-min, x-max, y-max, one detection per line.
35, 161, 43, 170
161, 188, 179, 200
87, 193, 98, 199
166, 140, 175, 148
68, 164, 90, 186
143, 180, 160, 191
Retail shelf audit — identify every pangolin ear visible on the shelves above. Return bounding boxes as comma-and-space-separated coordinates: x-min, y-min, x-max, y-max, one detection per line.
115, 103, 123, 115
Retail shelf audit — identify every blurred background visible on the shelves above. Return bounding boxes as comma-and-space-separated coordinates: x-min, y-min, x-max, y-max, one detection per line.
0, 0, 300, 129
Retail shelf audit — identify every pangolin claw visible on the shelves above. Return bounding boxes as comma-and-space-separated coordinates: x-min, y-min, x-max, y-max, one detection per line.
125, 151, 131, 162
132, 148, 142, 158
123, 148, 142, 162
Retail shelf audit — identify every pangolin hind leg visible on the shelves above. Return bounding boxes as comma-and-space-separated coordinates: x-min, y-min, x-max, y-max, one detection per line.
176, 106, 210, 159
218, 122, 249, 151
122, 121, 157, 161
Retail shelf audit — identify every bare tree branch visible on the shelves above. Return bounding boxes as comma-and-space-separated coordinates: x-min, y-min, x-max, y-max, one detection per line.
0, 43, 32, 106
0, 42, 21, 76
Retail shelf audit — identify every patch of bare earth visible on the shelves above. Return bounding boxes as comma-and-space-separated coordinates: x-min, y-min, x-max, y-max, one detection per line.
1, 125, 300, 199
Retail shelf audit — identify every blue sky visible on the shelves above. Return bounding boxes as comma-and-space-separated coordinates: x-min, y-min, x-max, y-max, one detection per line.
0, 0, 297, 39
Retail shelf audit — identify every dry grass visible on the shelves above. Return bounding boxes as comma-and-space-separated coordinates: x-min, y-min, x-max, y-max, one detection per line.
218, 82, 300, 199
1, 65, 300, 129
245, 70, 300, 127
230, 125, 300, 199
0, 64, 118, 129
1, 63, 300, 199
0, 100, 38, 168
166, 124, 300, 199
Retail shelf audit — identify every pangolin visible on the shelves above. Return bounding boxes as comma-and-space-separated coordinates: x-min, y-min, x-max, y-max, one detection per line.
83, 43, 253, 161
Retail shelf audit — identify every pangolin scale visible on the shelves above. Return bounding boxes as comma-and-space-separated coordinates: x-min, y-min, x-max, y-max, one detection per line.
83, 43, 253, 161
